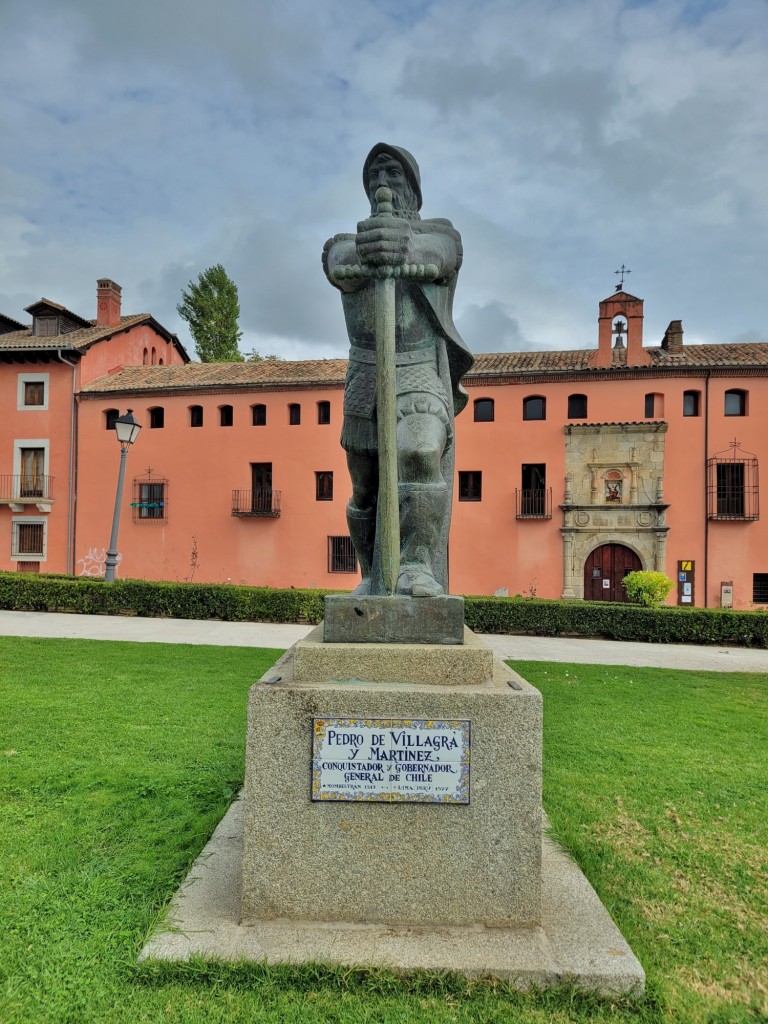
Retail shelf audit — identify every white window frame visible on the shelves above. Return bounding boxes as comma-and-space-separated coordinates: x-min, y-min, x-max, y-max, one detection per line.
11, 517, 47, 560
17, 373, 49, 411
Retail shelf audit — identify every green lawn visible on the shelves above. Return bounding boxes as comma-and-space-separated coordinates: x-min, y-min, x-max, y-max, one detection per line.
0, 637, 765, 1023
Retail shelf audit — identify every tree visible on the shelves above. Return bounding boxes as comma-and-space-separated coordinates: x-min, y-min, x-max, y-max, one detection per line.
177, 265, 243, 362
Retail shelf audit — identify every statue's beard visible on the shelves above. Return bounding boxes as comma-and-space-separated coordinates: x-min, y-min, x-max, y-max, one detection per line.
369, 183, 420, 220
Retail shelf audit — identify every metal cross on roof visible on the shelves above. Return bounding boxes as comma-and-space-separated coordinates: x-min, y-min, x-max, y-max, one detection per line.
614, 264, 631, 290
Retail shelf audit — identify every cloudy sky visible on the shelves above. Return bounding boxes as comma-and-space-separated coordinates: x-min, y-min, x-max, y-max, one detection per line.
1, 0, 765, 360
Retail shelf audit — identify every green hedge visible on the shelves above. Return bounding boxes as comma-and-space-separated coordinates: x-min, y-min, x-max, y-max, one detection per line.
0, 572, 329, 625
0, 572, 766, 648
463, 595, 768, 648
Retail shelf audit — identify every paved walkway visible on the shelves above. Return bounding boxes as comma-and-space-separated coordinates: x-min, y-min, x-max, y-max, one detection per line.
0, 610, 765, 673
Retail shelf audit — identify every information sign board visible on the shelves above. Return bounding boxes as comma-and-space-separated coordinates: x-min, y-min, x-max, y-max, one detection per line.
311, 718, 470, 804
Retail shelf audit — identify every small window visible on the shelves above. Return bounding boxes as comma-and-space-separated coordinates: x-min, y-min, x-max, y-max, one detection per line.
724, 389, 747, 416
18, 373, 49, 411
24, 382, 44, 406
522, 396, 546, 421
149, 407, 164, 429
317, 401, 331, 425
12, 519, 46, 559
190, 405, 204, 427
683, 390, 700, 417
289, 403, 301, 425
458, 471, 482, 501
328, 536, 357, 573
753, 573, 768, 604
644, 393, 663, 418
142, 348, 149, 365
220, 404, 234, 427
316, 471, 334, 501
567, 394, 587, 419
132, 478, 168, 522
151, 347, 157, 365
105, 408, 120, 430
252, 404, 267, 426
474, 398, 494, 422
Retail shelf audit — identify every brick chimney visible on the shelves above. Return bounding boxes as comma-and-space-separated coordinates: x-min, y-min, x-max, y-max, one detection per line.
591, 290, 650, 368
661, 320, 684, 353
96, 279, 122, 327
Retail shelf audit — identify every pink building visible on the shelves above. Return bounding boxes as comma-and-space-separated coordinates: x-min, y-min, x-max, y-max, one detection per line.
2, 283, 767, 609
0, 281, 187, 576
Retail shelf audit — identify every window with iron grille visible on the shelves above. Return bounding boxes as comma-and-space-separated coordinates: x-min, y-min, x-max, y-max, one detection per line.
132, 476, 168, 522
458, 471, 482, 501
252, 404, 267, 426
567, 394, 587, 418
289, 403, 301, 425
707, 443, 758, 521
12, 519, 45, 559
753, 574, 768, 604
190, 405, 204, 427
328, 535, 357, 573
474, 398, 494, 422
317, 401, 331, 425
316, 471, 333, 501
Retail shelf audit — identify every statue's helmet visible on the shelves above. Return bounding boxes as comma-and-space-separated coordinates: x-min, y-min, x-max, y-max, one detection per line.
363, 143, 422, 211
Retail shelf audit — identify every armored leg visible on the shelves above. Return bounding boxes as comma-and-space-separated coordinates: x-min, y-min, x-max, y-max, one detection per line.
346, 502, 376, 596
396, 481, 447, 598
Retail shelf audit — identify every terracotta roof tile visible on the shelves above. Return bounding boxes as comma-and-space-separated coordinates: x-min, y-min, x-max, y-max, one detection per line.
77, 341, 768, 395
0, 314, 154, 352
80, 358, 349, 393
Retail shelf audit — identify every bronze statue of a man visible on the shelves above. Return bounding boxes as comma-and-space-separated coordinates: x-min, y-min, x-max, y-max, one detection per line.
323, 143, 473, 597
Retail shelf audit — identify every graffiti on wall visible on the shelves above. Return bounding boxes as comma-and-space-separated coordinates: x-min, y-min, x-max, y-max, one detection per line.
77, 547, 122, 577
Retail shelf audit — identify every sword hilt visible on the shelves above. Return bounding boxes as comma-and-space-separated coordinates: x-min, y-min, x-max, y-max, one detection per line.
332, 263, 439, 281
332, 185, 438, 282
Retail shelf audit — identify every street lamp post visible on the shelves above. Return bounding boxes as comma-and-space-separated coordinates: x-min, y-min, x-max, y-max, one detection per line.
104, 409, 142, 583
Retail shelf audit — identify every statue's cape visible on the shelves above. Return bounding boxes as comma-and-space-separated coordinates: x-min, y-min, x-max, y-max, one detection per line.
412, 218, 474, 415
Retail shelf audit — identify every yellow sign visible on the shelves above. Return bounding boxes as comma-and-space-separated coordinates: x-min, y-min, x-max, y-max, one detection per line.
681, 560, 692, 571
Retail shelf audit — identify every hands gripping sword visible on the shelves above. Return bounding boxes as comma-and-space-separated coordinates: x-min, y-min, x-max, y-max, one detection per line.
333, 186, 438, 595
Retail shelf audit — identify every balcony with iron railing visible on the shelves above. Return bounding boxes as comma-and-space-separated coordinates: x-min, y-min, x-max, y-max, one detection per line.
232, 489, 282, 518
0, 474, 55, 510
515, 487, 552, 519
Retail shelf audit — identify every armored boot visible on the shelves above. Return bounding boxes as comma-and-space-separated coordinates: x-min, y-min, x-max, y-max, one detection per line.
346, 502, 376, 596
396, 482, 447, 598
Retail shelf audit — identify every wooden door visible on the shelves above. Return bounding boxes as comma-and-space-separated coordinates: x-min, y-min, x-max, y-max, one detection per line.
251, 462, 273, 514
584, 544, 642, 602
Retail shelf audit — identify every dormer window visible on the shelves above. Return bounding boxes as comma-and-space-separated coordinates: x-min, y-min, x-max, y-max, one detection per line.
34, 317, 58, 338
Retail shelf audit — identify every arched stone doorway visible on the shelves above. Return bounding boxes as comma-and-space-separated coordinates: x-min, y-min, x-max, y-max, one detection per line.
584, 544, 642, 602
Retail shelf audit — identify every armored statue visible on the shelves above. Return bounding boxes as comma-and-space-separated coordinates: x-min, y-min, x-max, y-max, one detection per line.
323, 143, 473, 597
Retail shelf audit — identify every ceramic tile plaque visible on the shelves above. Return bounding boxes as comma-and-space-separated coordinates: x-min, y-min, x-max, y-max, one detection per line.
311, 718, 470, 803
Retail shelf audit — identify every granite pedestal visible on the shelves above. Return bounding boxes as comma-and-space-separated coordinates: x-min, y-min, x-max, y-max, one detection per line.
140, 626, 645, 994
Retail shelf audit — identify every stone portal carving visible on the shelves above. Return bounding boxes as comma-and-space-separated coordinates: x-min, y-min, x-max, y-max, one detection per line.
561, 422, 669, 599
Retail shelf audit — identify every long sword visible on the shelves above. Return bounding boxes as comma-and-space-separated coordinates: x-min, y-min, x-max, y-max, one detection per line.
333, 186, 438, 595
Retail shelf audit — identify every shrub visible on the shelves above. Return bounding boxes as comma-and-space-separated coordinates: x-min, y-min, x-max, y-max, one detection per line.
0, 572, 765, 648
622, 570, 675, 608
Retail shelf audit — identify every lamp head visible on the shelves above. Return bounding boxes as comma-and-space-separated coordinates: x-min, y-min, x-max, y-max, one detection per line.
114, 409, 141, 446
